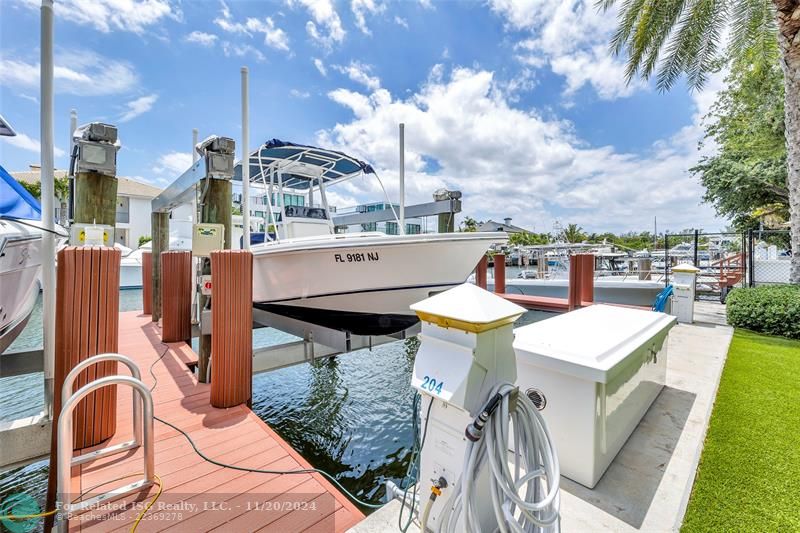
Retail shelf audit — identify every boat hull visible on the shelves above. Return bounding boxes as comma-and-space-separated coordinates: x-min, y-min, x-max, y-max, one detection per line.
0, 232, 42, 354
252, 233, 503, 335
490, 278, 665, 307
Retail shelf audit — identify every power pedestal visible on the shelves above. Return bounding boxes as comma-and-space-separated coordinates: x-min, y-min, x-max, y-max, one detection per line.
410, 283, 525, 532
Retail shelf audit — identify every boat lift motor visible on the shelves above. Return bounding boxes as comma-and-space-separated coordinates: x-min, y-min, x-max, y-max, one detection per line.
409, 283, 560, 533
68, 122, 120, 246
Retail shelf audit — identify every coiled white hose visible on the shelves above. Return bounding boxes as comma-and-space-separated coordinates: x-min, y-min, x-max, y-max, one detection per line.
438, 382, 561, 533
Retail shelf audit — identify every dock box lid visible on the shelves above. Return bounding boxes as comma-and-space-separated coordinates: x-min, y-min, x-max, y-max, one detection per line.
513, 304, 676, 383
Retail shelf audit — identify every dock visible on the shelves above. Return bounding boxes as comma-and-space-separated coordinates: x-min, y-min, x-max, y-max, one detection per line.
67, 311, 364, 532
352, 301, 734, 532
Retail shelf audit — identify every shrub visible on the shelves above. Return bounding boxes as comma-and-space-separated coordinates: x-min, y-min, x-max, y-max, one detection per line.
726, 285, 800, 339
138, 235, 152, 247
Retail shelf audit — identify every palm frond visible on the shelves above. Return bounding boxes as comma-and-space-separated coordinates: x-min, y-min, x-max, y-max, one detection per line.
728, 0, 778, 68
655, 0, 729, 91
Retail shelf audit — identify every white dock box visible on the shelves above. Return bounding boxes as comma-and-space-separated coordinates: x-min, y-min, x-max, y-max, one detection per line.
513, 304, 676, 488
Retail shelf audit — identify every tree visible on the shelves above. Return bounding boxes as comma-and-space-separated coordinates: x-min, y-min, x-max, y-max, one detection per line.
600, 0, 799, 283
692, 51, 788, 229
563, 223, 586, 243
460, 216, 479, 232
509, 231, 550, 246
138, 235, 152, 247
18, 176, 70, 224
18, 179, 40, 199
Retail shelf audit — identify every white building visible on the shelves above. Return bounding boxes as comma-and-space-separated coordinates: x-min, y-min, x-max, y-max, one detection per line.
12, 166, 166, 248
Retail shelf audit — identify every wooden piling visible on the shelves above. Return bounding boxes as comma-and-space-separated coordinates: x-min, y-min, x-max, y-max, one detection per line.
142, 251, 152, 315
74, 171, 117, 228
161, 250, 192, 343
151, 211, 169, 322
494, 253, 506, 294
475, 255, 488, 289
198, 177, 232, 383
46, 246, 121, 525
210, 250, 253, 408
578, 254, 594, 305
438, 212, 454, 233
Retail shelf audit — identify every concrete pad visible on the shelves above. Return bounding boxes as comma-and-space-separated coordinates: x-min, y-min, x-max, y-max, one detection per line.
351, 302, 733, 533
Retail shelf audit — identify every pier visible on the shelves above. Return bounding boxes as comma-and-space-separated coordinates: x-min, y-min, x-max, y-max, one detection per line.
67, 311, 364, 531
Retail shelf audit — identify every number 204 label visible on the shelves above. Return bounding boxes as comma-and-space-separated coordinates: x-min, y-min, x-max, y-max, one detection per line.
420, 375, 444, 395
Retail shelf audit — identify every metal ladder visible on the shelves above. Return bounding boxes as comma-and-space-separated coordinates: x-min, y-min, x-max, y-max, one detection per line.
56, 353, 154, 531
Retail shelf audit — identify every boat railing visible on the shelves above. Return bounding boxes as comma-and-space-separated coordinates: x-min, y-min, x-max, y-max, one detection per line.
57, 353, 154, 529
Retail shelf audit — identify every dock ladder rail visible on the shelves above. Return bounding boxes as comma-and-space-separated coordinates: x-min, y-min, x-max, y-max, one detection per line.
56, 353, 154, 528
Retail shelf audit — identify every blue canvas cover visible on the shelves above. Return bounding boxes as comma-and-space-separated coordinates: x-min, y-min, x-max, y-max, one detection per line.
0, 163, 42, 220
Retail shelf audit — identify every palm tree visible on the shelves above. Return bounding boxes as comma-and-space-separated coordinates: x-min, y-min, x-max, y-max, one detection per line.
563, 223, 586, 243
460, 216, 479, 232
599, 0, 799, 283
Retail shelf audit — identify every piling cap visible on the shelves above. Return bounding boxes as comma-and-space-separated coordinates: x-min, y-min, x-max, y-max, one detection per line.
410, 283, 526, 333
673, 263, 701, 273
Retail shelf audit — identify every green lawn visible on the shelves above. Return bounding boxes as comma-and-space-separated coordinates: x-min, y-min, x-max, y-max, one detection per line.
682, 330, 800, 532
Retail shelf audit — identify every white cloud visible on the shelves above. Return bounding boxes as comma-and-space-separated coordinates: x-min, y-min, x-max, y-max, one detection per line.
351, 0, 385, 35
333, 61, 381, 91
213, 2, 291, 52
418, 0, 434, 10
317, 65, 723, 233
288, 0, 345, 49
222, 42, 266, 62
394, 16, 408, 29
18, 93, 38, 104
313, 57, 328, 76
290, 89, 311, 99
490, 0, 638, 100
18, 0, 180, 35
119, 94, 159, 123
2, 132, 65, 157
153, 151, 193, 176
1, 50, 138, 96
185, 31, 218, 47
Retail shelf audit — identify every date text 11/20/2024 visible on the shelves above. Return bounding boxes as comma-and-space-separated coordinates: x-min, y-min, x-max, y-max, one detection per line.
334, 252, 380, 263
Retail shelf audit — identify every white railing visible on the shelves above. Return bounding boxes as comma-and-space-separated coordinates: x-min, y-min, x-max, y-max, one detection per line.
56, 354, 154, 531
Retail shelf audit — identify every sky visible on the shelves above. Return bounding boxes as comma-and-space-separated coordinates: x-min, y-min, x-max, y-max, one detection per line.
0, 0, 728, 234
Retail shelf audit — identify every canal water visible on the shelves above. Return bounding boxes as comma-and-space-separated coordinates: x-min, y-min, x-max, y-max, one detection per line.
1, 275, 553, 515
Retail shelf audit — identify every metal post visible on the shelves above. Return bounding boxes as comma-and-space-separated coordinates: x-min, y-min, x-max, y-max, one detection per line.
192, 128, 199, 163
664, 233, 669, 285
41, 0, 55, 422
241, 67, 251, 250
747, 230, 754, 287
151, 212, 169, 322
68, 110, 77, 223
693, 229, 699, 267
399, 123, 405, 235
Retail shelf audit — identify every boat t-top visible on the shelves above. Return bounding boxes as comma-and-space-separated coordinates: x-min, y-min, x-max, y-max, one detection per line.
237, 139, 507, 336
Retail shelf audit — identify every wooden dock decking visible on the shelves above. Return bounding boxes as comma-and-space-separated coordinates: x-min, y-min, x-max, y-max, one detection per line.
68, 311, 364, 532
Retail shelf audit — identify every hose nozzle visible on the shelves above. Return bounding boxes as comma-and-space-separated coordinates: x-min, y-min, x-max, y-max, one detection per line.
465, 392, 503, 442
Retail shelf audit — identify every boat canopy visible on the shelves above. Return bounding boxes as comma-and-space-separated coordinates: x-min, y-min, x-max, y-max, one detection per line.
234, 139, 374, 190
0, 163, 42, 220
0, 114, 17, 137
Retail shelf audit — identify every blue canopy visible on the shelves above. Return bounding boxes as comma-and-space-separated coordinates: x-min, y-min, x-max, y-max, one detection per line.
234, 139, 374, 190
0, 164, 41, 220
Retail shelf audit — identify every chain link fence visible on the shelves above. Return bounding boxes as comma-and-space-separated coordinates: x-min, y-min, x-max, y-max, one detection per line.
664, 231, 747, 301
747, 229, 793, 287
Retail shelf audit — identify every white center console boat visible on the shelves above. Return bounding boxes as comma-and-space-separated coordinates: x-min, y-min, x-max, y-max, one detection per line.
238, 140, 506, 335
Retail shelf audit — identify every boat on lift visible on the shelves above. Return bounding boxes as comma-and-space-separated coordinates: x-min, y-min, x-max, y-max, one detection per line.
0, 162, 44, 353
238, 140, 506, 336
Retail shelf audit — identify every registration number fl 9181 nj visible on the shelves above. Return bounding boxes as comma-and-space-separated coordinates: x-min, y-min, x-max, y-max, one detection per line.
334, 252, 380, 263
